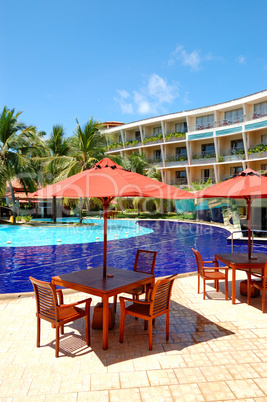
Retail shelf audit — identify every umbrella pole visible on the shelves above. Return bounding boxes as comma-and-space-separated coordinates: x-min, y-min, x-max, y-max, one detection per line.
247, 198, 252, 259
103, 201, 109, 278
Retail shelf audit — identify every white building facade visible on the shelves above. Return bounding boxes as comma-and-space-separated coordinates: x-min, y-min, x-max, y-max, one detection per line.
102, 90, 267, 188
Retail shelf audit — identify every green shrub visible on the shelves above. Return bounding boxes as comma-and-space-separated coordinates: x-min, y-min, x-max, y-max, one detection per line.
143, 134, 163, 144
23, 215, 32, 222
165, 132, 186, 140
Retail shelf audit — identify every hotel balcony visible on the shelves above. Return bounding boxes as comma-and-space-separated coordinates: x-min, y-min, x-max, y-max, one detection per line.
165, 132, 186, 142
218, 147, 245, 162
147, 157, 163, 167
168, 178, 188, 187
165, 155, 188, 167
247, 144, 267, 160
191, 152, 216, 165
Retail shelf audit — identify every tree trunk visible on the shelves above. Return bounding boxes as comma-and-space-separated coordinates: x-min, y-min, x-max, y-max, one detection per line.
8, 180, 16, 224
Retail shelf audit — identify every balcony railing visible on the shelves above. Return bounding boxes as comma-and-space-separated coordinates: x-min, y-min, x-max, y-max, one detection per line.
147, 157, 162, 164
218, 147, 245, 162
188, 122, 215, 131
165, 132, 186, 142
191, 152, 216, 164
166, 154, 188, 163
216, 116, 244, 126
169, 178, 188, 186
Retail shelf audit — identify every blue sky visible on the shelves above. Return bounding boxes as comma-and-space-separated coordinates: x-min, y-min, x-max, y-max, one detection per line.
1, 0, 267, 136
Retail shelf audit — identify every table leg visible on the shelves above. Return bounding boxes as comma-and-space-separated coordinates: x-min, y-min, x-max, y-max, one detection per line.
102, 294, 109, 350
232, 268, 236, 304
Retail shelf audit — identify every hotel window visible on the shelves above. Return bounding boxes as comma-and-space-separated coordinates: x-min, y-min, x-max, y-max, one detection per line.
196, 115, 214, 130
154, 149, 161, 162
225, 108, 243, 123
175, 170, 187, 184
175, 122, 187, 132
153, 126, 162, 136
231, 166, 243, 176
201, 169, 210, 181
135, 131, 141, 141
231, 139, 244, 152
254, 101, 267, 116
201, 143, 215, 156
176, 146, 187, 156
261, 134, 267, 145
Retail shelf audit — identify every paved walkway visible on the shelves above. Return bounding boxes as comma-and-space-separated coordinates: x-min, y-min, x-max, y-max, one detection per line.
1, 270, 267, 401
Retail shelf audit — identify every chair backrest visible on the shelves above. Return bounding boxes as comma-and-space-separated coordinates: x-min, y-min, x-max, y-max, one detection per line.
29, 276, 58, 323
150, 274, 177, 316
192, 248, 204, 276
133, 249, 157, 274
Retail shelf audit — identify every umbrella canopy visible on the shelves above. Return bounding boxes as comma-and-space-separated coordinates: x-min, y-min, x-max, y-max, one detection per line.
30, 158, 193, 276
195, 168, 267, 259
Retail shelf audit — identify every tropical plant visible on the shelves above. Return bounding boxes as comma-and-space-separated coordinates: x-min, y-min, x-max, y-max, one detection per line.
143, 134, 163, 144
47, 125, 70, 156
0, 106, 46, 221
127, 151, 148, 174
188, 178, 213, 191
165, 132, 186, 141
248, 144, 267, 154
46, 117, 105, 181
108, 141, 123, 150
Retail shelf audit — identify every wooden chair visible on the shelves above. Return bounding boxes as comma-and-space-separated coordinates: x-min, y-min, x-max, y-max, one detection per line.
113, 250, 156, 312
119, 274, 177, 350
247, 262, 267, 313
192, 248, 229, 300
29, 276, 92, 357
125, 249, 157, 300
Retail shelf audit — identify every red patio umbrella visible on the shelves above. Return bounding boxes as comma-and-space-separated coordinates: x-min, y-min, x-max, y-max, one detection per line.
196, 168, 267, 259
30, 158, 193, 277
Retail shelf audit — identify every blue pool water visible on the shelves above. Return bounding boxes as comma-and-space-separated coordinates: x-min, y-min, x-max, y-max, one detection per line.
0, 219, 152, 247
0, 220, 266, 294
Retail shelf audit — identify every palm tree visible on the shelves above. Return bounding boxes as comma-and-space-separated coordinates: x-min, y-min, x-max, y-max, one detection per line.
0, 106, 45, 221
43, 125, 71, 183
47, 125, 70, 157
49, 117, 105, 181
127, 151, 149, 174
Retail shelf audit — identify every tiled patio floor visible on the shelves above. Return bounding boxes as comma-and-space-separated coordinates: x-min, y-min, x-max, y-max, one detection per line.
1, 270, 267, 401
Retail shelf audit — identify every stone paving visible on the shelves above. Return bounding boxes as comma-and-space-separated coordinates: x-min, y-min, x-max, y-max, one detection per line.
1, 270, 267, 401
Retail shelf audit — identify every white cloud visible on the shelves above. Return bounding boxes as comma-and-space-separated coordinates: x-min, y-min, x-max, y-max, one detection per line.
237, 56, 246, 64
169, 44, 212, 71
115, 74, 180, 116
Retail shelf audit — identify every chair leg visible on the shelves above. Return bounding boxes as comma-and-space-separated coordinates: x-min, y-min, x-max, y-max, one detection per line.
37, 317, 41, 347
85, 301, 91, 346
262, 290, 266, 313
55, 326, 60, 357
113, 295, 117, 313
225, 272, 228, 300
144, 320, 148, 330
119, 304, 125, 343
61, 324, 64, 335
203, 279, 206, 299
148, 320, 153, 350
85, 314, 90, 346
166, 311, 170, 341
197, 275, 200, 294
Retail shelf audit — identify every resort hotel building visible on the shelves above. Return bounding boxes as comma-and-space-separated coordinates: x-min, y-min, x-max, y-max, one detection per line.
101, 90, 267, 230
102, 90, 267, 188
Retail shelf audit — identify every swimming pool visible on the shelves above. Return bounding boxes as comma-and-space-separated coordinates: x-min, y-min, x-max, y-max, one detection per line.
1, 219, 152, 247
1, 220, 266, 294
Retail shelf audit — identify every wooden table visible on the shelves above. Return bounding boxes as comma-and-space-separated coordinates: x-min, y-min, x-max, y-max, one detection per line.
52, 267, 154, 350
215, 253, 267, 304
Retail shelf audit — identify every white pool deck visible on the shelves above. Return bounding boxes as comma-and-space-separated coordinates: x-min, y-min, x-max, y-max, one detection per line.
1, 269, 267, 401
